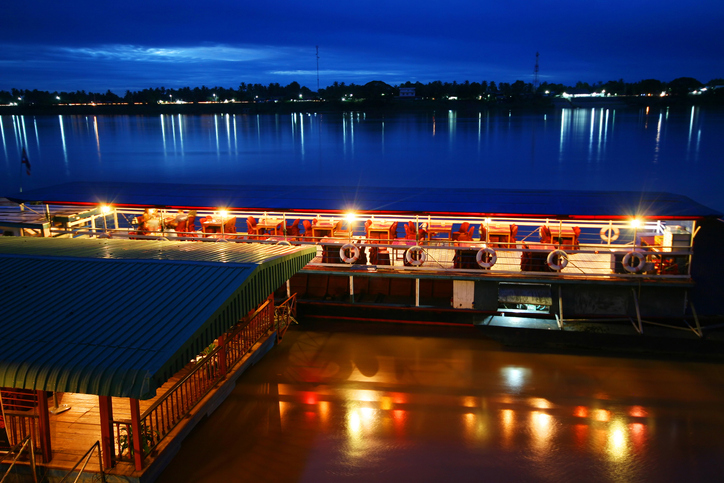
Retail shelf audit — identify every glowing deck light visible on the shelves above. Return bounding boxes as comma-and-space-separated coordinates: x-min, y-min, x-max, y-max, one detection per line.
219, 209, 229, 218
630, 218, 641, 228
100, 204, 112, 214
346, 212, 356, 223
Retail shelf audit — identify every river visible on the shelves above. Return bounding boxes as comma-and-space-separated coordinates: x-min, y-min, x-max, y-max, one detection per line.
1, 106, 722, 213
155, 320, 724, 483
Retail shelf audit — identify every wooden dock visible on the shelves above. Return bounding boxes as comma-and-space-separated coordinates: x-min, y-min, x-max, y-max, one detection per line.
3, 333, 278, 482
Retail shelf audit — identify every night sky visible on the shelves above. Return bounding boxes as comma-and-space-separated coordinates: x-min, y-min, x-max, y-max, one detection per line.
2, 0, 723, 94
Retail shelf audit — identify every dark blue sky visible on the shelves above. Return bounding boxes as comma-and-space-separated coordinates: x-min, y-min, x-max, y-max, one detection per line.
2, 0, 723, 94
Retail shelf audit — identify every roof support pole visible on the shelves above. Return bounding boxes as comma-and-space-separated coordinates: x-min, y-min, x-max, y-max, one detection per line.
556, 286, 564, 330
35, 390, 52, 463
129, 398, 143, 471
218, 334, 228, 377
99, 395, 115, 469
631, 288, 643, 334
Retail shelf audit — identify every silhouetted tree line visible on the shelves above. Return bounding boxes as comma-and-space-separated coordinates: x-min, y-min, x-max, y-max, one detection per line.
2, 77, 722, 106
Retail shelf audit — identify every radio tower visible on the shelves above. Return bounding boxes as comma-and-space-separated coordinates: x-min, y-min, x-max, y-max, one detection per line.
533, 52, 540, 92
316, 46, 320, 94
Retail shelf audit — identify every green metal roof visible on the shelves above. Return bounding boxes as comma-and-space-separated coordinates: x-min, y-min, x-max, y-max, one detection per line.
0, 237, 316, 399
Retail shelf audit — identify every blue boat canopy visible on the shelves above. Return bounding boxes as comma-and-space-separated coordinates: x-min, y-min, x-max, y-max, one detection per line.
0, 237, 316, 399
5, 182, 720, 220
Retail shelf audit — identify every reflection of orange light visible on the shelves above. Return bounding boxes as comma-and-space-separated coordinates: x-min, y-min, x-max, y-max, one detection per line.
319, 401, 330, 425
529, 397, 551, 409
278, 401, 291, 425
606, 420, 629, 461
574, 406, 588, 418
629, 422, 647, 452
530, 411, 555, 451
573, 423, 588, 449
500, 409, 514, 448
595, 409, 610, 422
391, 392, 407, 405
464, 413, 476, 434
629, 406, 647, 418
392, 409, 406, 437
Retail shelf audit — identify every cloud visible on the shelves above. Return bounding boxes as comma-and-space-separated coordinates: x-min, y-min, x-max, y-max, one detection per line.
58, 44, 276, 63
271, 69, 399, 78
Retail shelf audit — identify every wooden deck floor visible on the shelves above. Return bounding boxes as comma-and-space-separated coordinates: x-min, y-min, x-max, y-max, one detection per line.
9, 336, 270, 480
43, 361, 198, 475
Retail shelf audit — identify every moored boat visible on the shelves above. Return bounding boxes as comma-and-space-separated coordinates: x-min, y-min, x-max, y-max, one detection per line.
5, 181, 723, 334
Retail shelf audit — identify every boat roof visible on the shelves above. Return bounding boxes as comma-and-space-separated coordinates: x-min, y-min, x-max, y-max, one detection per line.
6, 182, 721, 220
0, 237, 316, 399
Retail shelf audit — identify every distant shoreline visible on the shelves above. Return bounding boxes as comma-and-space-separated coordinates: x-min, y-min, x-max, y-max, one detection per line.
1, 96, 719, 116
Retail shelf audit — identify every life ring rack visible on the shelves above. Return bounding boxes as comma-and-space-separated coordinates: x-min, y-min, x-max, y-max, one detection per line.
340, 243, 360, 264
547, 249, 569, 271
475, 247, 497, 268
405, 246, 427, 266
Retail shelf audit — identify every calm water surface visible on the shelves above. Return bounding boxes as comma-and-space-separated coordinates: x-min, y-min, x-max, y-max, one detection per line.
1, 107, 722, 212
156, 321, 724, 483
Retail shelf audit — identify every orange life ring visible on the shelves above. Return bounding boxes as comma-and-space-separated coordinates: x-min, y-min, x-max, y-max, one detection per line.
405, 246, 427, 266
547, 249, 569, 271
475, 247, 497, 268
340, 243, 360, 263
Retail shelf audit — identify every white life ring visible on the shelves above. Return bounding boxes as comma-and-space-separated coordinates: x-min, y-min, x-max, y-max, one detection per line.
275, 240, 292, 246
475, 247, 497, 268
600, 226, 620, 242
405, 246, 427, 266
340, 243, 360, 264
622, 251, 646, 273
547, 249, 569, 271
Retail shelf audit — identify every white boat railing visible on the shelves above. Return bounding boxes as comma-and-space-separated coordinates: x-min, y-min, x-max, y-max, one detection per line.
46, 207, 695, 280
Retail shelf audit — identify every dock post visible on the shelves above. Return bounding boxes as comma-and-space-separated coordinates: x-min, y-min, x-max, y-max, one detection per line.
218, 334, 228, 377
130, 399, 144, 471
631, 288, 643, 334
557, 286, 564, 329
36, 390, 52, 463
99, 396, 115, 469
416, 279, 420, 307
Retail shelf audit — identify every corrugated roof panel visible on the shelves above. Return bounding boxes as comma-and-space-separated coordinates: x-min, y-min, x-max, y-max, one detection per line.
0, 238, 316, 399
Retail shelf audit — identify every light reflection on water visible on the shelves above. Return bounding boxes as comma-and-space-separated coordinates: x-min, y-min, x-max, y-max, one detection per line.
156, 325, 724, 483
275, 382, 656, 477
1, 108, 722, 212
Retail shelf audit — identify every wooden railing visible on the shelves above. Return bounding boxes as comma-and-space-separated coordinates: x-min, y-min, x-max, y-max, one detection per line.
112, 300, 275, 465
0, 390, 41, 460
